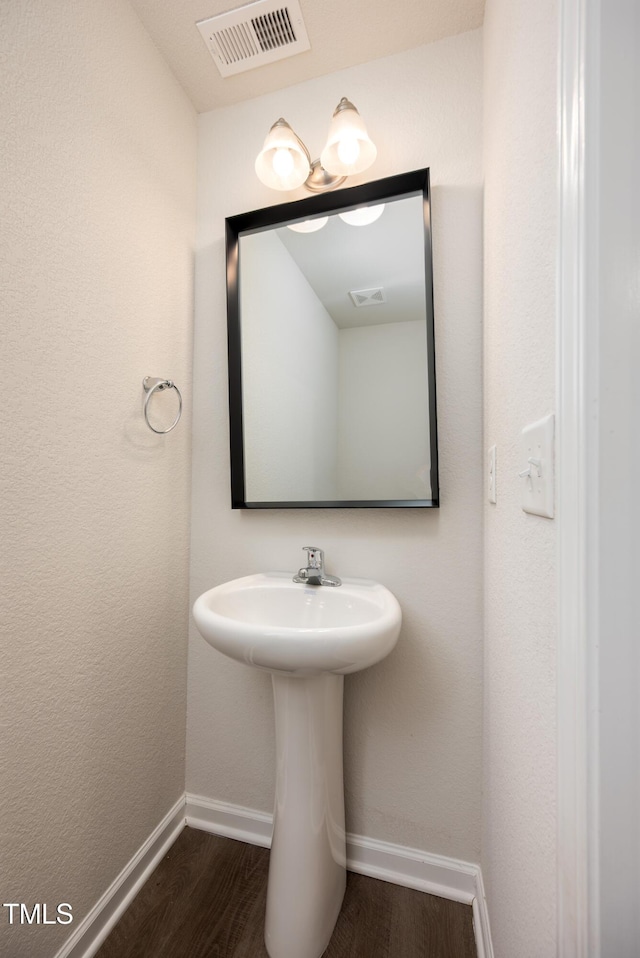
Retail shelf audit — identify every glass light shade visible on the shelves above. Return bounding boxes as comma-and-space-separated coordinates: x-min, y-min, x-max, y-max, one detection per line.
255, 119, 310, 191
320, 98, 377, 177
287, 216, 329, 233
338, 204, 385, 226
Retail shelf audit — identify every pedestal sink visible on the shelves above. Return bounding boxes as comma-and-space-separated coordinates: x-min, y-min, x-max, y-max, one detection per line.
192, 569, 401, 958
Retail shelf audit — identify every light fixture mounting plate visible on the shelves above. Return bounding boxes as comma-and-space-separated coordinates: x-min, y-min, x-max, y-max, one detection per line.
304, 159, 346, 194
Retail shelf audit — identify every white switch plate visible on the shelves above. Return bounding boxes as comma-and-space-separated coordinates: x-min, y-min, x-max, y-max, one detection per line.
488, 445, 497, 503
521, 414, 555, 518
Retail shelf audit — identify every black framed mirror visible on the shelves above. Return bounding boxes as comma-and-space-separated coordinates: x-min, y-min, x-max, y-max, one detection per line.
225, 168, 438, 508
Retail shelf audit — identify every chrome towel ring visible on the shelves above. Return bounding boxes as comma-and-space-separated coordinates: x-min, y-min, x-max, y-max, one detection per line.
142, 377, 183, 434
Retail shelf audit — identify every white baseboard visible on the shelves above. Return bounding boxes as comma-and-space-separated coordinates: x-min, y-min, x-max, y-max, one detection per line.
54, 795, 186, 958
346, 831, 476, 903
186, 792, 273, 848
186, 792, 493, 956
471, 865, 495, 958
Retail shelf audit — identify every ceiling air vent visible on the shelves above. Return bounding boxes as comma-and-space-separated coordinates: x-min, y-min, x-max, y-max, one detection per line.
197, 0, 311, 78
349, 287, 387, 308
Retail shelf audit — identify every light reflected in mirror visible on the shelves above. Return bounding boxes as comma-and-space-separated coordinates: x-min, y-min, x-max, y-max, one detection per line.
286, 216, 328, 233
226, 170, 438, 508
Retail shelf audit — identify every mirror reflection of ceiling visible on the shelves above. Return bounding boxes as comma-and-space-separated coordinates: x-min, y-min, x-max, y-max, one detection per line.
276, 195, 425, 329
127, 0, 485, 112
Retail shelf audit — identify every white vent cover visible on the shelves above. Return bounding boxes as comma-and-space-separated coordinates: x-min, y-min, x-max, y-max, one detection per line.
349, 287, 386, 308
197, 0, 310, 78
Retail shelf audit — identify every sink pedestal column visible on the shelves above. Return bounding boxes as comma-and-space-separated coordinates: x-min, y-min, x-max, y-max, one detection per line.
265, 672, 346, 958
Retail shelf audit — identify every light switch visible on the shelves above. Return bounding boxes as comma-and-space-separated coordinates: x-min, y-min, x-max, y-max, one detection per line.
488, 445, 497, 503
520, 414, 555, 518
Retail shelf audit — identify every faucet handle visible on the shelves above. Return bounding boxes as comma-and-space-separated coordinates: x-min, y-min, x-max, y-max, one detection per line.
302, 546, 323, 570
294, 547, 341, 587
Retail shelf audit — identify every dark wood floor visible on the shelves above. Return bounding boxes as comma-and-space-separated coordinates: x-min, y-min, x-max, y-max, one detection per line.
95, 827, 476, 958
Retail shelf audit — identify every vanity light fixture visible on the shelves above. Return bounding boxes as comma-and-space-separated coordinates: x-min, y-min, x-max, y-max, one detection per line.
255, 97, 377, 193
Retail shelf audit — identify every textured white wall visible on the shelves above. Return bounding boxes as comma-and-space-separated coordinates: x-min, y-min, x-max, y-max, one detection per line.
189, 30, 484, 861
0, 3, 196, 956
482, 1, 558, 954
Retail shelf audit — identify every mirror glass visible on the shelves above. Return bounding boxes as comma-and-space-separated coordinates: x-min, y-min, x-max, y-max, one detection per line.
226, 169, 438, 508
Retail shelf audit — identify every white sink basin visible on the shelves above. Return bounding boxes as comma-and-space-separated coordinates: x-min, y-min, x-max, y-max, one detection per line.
192, 572, 401, 676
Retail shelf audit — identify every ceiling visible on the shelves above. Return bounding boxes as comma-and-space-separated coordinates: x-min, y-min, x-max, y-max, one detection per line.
128, 0, 485, 113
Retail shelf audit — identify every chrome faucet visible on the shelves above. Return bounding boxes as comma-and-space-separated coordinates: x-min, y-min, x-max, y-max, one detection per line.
293, 547, 341, 587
